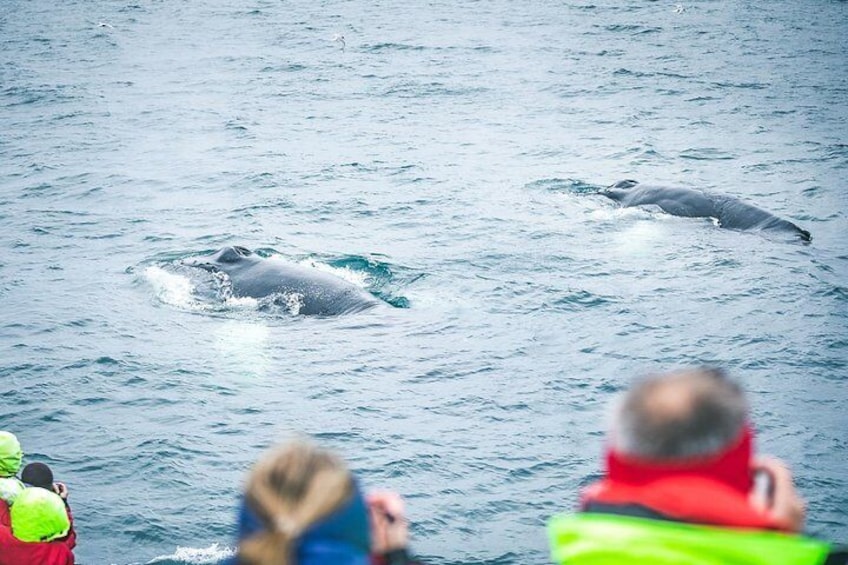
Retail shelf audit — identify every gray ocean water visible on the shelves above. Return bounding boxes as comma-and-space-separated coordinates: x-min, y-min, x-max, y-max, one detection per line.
1, 1, 847, 563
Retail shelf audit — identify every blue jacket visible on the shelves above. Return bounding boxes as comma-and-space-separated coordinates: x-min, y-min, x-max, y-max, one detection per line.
223, 482, 370, 565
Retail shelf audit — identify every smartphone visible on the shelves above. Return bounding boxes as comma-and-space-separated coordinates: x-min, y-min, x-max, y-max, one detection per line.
753, 469, 775, 505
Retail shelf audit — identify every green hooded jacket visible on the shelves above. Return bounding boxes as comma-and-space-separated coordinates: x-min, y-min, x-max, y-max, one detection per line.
0, 431, 23, 477
548, 513, 831, 565
10, 487, 71, 542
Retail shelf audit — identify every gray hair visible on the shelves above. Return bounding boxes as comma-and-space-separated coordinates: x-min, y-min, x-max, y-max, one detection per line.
611, 368, 748, 459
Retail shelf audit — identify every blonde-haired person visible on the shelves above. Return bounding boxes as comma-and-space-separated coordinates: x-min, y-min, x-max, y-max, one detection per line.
224, 440, 421, 565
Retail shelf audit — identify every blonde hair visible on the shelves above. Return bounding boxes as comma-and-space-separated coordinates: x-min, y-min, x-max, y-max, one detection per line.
238, 440, 355, 565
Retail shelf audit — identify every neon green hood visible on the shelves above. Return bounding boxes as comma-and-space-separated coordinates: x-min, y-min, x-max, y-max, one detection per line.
10, 487, 71, 542
0, 431, 23, 476
548, 513, 830, 565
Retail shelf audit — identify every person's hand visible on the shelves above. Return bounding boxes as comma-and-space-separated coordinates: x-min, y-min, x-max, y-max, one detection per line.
53, 482, 68, 500
367, 490, 408, 553
748, 456, 805, 532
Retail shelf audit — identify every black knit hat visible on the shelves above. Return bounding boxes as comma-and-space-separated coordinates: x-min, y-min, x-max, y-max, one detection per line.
21, 462, 54, 489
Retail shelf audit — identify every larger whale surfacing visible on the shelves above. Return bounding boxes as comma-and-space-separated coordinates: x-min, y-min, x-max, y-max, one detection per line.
182, 246, 382, 315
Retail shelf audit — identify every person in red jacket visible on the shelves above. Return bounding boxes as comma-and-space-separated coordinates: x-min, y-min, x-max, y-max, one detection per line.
578, 367, 805, 531
0, 462, 76, 537
548, 367, 847, 565
0, 431, 25, 507
0, 486, 76, 565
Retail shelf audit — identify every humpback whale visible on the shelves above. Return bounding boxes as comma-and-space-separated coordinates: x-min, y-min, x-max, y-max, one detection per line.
601, 180, 811, 241
182, 246, 382, 315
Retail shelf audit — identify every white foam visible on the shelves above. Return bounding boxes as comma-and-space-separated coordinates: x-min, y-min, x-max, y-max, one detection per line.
144, 266, 196, 307
588, 206, 654, 222
290, 256, 370, 288
281, 291, 305, 315
208, 271, 260, 310
222, 295, 259, 309
146, 543, 234, 564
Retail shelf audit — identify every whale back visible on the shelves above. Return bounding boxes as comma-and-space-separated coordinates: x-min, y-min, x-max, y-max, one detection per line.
713, 196, 812, 241
602, 179, 640, 203
210, 246, 255, 264
601, 181, 811, 241
201, 247, 381, 315
605, 181, 717, 218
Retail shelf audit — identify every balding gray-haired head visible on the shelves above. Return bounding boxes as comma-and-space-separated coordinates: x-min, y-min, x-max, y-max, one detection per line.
611, 368, 748, 460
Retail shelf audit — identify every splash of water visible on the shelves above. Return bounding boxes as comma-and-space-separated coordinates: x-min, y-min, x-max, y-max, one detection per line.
144, 266, 195, 307
146, 543, 234, 564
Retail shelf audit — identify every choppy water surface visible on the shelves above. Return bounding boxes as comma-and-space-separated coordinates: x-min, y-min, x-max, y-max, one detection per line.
1, 1, 846, 563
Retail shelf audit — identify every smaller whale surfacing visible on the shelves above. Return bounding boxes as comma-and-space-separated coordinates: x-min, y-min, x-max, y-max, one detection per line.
600, 180, 811, 242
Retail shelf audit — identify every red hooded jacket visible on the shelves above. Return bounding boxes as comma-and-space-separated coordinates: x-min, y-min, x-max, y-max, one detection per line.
0, 499, 77, 565
581, 425, 792, 531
